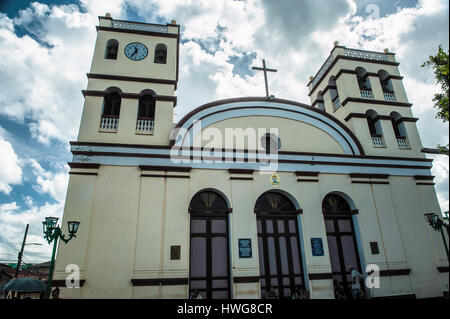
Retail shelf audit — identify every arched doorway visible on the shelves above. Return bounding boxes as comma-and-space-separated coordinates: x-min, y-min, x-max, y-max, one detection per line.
189, 190, 231, 299
322, 193, 362, 298
255, 191, 305, 299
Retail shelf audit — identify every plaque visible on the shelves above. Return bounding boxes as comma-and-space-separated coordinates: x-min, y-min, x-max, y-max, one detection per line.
311, 238, 324, 256
238, 238, 252, 258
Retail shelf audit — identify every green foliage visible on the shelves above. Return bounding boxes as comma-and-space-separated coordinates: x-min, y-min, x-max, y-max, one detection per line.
422, 45, 449, 122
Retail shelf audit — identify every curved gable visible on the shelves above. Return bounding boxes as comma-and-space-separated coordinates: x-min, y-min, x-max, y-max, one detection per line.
171, 97, 364, 156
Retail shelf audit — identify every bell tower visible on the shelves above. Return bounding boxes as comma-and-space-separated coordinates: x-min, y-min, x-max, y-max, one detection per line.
307, 42, 425, 158
77, 14, 180, 146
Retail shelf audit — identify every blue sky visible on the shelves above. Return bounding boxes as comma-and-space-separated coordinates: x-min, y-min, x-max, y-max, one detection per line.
0, 0, 448, 264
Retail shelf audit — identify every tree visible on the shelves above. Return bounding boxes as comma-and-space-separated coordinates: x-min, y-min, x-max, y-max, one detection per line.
422, 45, 449, 155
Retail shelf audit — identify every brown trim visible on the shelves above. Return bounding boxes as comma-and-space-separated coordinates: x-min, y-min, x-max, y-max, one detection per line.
341, 97, 412, 108
345, 113, 418, 123
372, 294, 416, 299
82, 90, 177, 106
308, 273, 333, 280
139, 165, 191, 172
50, 280, 85, 287
380, 269, 411, 277
170, 97, 366, 156
351, 209, 359, 215
228, 169, 254, 175
87, 73, 177, 89
230, 177, 253, 181
297, 179, 319, 182
68, 162, 100, 169
416, 182, 436, 186
399, 117, 419, 123
438, 266, 449, 273
351, 181, 390, 185
69, 141, 432, 163
141, 174, 189, 179
414, 175, 435, 180
131, 278, 188, 286
295, 171, 320, 177
345, 113, 368, 122
232, 276, 260, 284
69, 172, 98, 176
96, 26, 180, 39
350, 173, 389, 179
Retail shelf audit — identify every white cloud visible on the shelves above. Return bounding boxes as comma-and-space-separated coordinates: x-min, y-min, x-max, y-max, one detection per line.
29, 159, 69, 204
0, 126, 22, 194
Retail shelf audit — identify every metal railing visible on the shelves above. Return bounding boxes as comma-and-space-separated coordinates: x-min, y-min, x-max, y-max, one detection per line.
344, 48, 389, 62
136, 118, 155, 133
371, 135, 384, 147
360, 89, 373, 99
384, 92, 396, 101
100, 115, 119, 131
397, 137, 408, 149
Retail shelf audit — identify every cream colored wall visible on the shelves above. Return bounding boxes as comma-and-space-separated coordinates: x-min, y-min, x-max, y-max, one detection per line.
55, 165, 448, 299
193, 116, 345, 154
90, 28, 178, 80
77, 96, 173, 145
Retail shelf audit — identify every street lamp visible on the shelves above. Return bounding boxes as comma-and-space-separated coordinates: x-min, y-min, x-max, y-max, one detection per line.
42, 217, 80, 299
424, 213, 449, 262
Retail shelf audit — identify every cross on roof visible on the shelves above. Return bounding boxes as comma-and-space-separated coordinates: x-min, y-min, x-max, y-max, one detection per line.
252, 59, 277, 98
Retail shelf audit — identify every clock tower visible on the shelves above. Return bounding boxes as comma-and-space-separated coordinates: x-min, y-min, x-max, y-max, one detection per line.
78, 14, 180, 146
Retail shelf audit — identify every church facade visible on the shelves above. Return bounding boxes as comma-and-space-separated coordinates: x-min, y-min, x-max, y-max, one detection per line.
53, 15, 449, 299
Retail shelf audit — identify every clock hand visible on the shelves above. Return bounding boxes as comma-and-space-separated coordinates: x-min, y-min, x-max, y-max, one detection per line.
131, 47, 138, 57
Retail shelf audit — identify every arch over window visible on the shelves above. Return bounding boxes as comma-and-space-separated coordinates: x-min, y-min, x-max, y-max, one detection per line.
378, 70, 394, 93
105, 39, 119, 59
102, 87, 122, 116
255, 191, 297, 215
355, 67, 371, 90
322, 193, 362, 299
390, 111, 407, 137
189, 190, 231, 299
154, 43, 167, 64
138, 90, 156, 119
316, 91, 325, 111
365, 109, 382, 136
328, 76, 341, 111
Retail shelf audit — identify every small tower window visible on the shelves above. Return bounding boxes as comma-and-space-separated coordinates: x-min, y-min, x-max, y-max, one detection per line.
100, 87, 121, 131
136, 90, 156, 134
154, 43, 167, 64
390, 112, 408, 148
356, 67, 373, 99
105, 39, 119, 60
378, 70, 396, 102
366, 110, 384, 147
316, 91, 325, 112
328, 77, 341, 111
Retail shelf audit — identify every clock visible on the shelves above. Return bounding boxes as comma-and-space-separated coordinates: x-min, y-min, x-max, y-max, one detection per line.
124, 42, 148, 61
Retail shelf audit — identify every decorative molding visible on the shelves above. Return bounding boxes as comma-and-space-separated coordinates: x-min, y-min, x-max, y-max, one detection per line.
297, 179, 319, 182
139, 165, 192, 172
141, 174, 189, 179
295, 171, 320, 177
228, 169, 254, 175
69, 172, 98, 176
341, 97, 412, 108
230, 177, 253, 181
379, 268, 411, 277
50, 280, 85, 287
96, 26, 179, 39
308, 273, 333, 280
414, 175, 435, 180
350, 173, 389, 179
232, 276, 260, 283
437, 266, 449, 273
416, 182, 436, 186
345, 113, 418, 123
131, 278, 188, 286
87, 73, 177, 89
82, 90, 177, 106
351, 181, 390, 185
68, 162, 100, 169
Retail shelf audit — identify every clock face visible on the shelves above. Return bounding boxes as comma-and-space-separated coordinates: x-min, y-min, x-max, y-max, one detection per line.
124, 42, 148, 61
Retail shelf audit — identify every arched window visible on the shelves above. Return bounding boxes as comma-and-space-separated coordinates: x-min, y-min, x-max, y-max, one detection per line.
136, 90, 156, 133
189, 190, 231, 299
322, 193, 362, 299
154, 43, 167, 64
378, 70, 395, 101
366, 110, 384, 147
100, 88, 121, 131
356, 67, 373, 99
255, 191, 305, 299
105, 39, 119, 59
328, 77, 341, 111
390, 112, 408, 148
316, 91, 325, 111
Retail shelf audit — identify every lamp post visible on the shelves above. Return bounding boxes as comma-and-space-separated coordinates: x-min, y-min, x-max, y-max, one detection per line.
424, 213, 449, 262
42, 216, 80, 299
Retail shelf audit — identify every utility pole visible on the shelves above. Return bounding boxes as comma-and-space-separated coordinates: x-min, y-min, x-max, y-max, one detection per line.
15, 224, 29, 278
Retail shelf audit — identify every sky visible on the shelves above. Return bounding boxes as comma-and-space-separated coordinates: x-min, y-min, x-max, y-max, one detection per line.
0, 0, 448, 264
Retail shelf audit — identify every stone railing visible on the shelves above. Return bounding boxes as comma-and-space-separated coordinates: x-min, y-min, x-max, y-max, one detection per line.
344, 48, 389, 62
100, 115, 119, 131
111, 20, 168, 34
310, 55, 334, 88
360, 89, 373, 99
371, 134, 384, 147
136, 118, 155, 133
397, 137, 408, 149
384, 92, 396, 102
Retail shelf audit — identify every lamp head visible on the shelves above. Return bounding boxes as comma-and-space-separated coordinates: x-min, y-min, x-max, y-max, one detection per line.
45, 217, 59, 230
67, 221, 80, 235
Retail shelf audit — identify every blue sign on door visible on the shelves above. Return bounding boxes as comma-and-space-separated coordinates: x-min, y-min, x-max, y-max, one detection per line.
238, 238, 252, 258
311, 238, 324, 256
